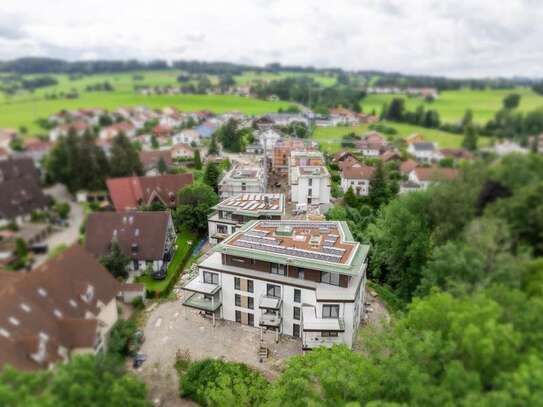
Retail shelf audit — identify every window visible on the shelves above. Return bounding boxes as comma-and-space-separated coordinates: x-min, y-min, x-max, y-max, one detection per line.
248, 313, 254, 326
321, 272, 340, 286
203, 271, 218, 285
294, 289, 301, 303
241, 182, 246, 191
248, 296, 254, 310
293, 306, 301, 321
247, 279, 254, 293
321, 331, 339, 337
234, 277, 240, 290
235, 294, 241, 307
293, 323, 300, 338
308, 178, 313, 186
235, 310, 241, 323
297, 268, 305, 280
267, 284, 281, 298
271, 263, 286, 275
322, 304, 340, 319
217, 224, 228, 234
308, 188, 312, 197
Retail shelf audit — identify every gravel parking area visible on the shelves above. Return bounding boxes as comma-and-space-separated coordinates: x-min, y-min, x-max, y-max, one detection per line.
135, 290, 301, 406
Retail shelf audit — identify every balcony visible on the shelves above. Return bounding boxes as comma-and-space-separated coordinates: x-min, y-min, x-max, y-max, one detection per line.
301, 305, 344, 332
259, 296, 282, 310
259, 311, 282, 328
183, 292, 222, 312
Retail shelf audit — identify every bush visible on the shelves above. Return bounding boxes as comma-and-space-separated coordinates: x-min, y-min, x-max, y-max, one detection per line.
180, 359, 269, 406
108, 319, 138, 357
174, 349, 192, 375
131, 296, 145, 310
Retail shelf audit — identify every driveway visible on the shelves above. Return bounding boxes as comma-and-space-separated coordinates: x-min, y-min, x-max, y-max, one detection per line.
33, 184, 85, 267
135, 289, 302, 406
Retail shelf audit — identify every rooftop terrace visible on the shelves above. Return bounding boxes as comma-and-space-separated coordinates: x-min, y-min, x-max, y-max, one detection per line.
213, 193, 284, 216
216, 221, 368, 274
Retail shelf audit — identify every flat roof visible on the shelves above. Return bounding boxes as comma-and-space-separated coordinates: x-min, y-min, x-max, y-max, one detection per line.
220, 164, 264, 183
302, 305, 345, 331
213, 193, 284, 217
215, 220, 368, 275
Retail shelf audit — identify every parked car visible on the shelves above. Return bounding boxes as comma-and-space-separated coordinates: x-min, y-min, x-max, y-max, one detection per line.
29, 243, 48, 255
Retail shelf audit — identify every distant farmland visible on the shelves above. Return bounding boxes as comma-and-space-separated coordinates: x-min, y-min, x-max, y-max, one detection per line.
361, 87, 543, 124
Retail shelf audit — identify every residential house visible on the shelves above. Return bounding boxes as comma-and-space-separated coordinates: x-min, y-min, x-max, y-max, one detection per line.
99, 122, 136, 141
332, 152, 360, 170
380, 150, 401, 163
182, 220, 368, 349
49, 122, 89, 142
405, 166, 460, 191
0, 129, 17, 150
85, 212, 176, 276
405, 133, 425, 145
356, 132, 388, 157
407, 142, 443, 163
328, 108, 361, 126
153, 124, 173, 138
340, 163, 375, 196
492, 140, 528, 156
208, 193, 285, 245
440, 148, 474, 161
172, 129, 200, 146
17, 139, 53, 167
399, 159, 418, 176
106, 173, 193, 211
264, 113, 310, 127
195, 122, 218, 139
171, 144, 194, 160
218, 163, 267, 199
0, 245, 120, 371
246, 143, 265, 155
139, 150, 174, 175
0, 158, 49, 227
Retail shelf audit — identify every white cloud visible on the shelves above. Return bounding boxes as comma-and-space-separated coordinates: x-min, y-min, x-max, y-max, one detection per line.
0, 0, 542, 78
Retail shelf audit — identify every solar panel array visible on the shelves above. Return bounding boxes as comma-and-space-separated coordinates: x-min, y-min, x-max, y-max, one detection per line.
234, 238, 343, 263
260, 221, 338, 229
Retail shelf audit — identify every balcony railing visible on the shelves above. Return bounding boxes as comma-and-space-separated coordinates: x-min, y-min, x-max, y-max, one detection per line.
259, 312, 282, 328
183, 292, 222, 313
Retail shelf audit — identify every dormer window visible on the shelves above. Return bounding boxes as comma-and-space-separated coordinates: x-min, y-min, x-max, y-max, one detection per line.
37, 288, 47, 297
69, 299, 78, 308
0, 328, 10, 338
20, 303, 31, 313
53, 309, 63, 318
8, 317, 19, 326
81, 285, 94, 303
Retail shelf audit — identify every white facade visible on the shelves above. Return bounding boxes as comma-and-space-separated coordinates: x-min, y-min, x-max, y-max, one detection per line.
340, 176, 370, 196
172, 129, 200, 146
186, 250, 366, 349
256, 128, 282, 156
290, 167, 331, 206
218, 164, 267, 199
407, 142, 443, 163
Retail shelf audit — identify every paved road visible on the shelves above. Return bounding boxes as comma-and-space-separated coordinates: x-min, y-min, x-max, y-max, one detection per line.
33, 185, 85, 267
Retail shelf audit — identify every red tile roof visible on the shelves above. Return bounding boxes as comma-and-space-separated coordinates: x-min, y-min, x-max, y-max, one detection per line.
342, 163, 375, 180
413, 167, 460, 182
106, 174, 193, 211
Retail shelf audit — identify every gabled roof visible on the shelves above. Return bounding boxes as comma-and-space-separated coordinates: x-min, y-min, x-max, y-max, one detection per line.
0, 245, 120, 371
106, 173, 193, 211
84, 211, 172, 261
0, 158, 49, 220
411, 142, 436, 151
399, 159, 418, 174
342, 163, 375, 180
139, 150, 173, 170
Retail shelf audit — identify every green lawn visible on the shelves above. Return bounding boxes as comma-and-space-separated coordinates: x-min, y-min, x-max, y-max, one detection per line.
136, 228, 196, 294
361, 87, 543, 124
312, 121, 492, 153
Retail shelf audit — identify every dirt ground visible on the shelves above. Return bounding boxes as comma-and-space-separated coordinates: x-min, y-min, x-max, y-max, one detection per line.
134, 290, 301, 407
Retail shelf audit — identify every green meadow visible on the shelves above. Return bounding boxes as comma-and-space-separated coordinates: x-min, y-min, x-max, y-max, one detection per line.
361, 87, 543, 124
312, 121, 491, 153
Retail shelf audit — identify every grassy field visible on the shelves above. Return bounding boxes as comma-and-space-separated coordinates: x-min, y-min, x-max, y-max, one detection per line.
361, 87, 543, 124
312, 121, 492, 153
0, 92, 290, 134
235, 70, 337, 86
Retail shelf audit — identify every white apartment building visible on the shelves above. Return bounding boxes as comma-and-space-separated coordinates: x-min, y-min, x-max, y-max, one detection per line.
288, 151, 330, 207
208, 193, 285, 245
182, 220, 368, 350
407, 142, 443, 163
218, 163, 267, 199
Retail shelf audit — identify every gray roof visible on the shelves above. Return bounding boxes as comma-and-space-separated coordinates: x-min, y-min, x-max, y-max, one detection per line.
412, 142, 436, 151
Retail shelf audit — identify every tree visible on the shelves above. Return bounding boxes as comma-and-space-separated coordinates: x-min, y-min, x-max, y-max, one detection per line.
157, 157, 168, 174
194, 148, 202, 170
461, 108, 474, 128
108, 319, 138, 357
150, 135, 159, 149
217, 119, 243, 152
208, 135, 220, 155
0, 354, 150, 407
385, 98, 405, 121
343, 186, 359, 208
203, 162, 221, 192
109, 133, 143, 177
181, 359, 269, 407
503, 93, 521, 110
100, 240, 130, 279
462, 124, 478, 151
175, 183, 219, 234
368, 161, 392, 209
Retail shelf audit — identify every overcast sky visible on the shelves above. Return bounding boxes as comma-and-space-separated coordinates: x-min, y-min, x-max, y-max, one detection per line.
1, 0, 542, 78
